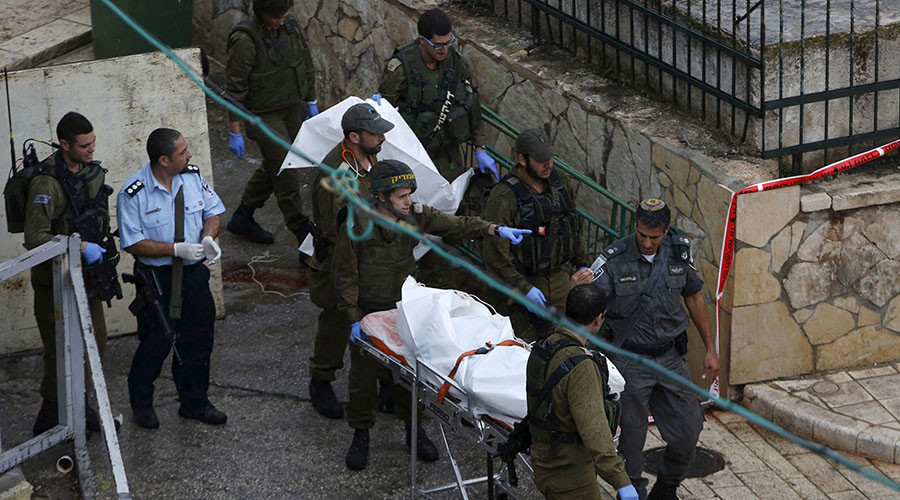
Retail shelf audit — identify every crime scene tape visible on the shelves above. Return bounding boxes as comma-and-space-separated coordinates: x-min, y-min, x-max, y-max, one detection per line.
710, 138, 900, 398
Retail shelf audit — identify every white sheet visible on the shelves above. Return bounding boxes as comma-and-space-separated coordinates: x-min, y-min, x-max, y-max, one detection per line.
279, 96, 472, 259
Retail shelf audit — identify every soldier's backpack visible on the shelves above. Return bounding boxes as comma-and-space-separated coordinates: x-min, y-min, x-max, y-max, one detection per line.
4, 141, 53, 233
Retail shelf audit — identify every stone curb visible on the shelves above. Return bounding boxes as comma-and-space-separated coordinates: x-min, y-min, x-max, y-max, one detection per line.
0, 7, 91, 72
744, 382, 900, 464
0, 466, 31, 500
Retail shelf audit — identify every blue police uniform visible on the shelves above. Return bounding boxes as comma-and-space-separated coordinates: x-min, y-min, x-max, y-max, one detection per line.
117, 162, 225, 413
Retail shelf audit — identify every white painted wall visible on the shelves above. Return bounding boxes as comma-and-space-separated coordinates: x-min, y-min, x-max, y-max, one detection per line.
0, 48, 225, 355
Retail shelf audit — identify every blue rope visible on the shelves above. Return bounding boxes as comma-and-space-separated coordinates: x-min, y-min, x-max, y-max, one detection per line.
97, 0, 900, 491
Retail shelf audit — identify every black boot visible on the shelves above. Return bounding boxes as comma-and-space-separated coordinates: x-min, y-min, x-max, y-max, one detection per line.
345, 429, 370, 471
32, 399, 59, 436
227, 204, 274, 244
85, 405, 101, 433
309, 379, 343, 419
377, 379, 395, 414
133, 406, 160, 429
405, 422, 439, 462
648, 480, 679, 500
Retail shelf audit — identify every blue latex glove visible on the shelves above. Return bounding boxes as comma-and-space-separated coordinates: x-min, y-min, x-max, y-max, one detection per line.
497, 226, 531, 245
228, 132, 244, 159
370, 93, 382, 105
617, 485, 639, 500
307, 101, 319, 118
526, 286, 546, 307
349, 322, 368, 343
82, 242, 106, 265
474, 149, 499, 179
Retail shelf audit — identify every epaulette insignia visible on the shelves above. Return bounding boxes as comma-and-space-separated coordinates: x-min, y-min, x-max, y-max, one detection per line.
125, 180, 144, 197
603, 242, 625, 258
182, 164, 201, 175
674, 235, 691, 246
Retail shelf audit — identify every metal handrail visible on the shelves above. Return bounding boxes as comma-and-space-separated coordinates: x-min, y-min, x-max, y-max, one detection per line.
456, 104, 636, 264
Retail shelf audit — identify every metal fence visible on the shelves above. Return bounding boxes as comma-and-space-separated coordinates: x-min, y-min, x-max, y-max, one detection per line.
472, 0, 900, 172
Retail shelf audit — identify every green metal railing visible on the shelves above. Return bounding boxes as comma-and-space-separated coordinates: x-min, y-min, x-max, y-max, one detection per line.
457, 104, 636, 263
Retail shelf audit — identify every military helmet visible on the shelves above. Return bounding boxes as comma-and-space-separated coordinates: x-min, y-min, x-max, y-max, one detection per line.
368, 160, 417, 195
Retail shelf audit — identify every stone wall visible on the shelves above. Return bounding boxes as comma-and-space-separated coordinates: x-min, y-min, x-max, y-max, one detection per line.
729, 173, 900, 385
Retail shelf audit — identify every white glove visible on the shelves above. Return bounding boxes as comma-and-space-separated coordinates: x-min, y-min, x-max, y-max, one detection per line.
201, 236, 222, 265
173, 242, 204, 261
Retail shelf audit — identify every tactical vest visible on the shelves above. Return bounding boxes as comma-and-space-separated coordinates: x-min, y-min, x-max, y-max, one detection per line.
526, 333, 621, 445
393, 41, 482, 151
498, 170, 579, 275
39, 152, 111, 240
229, 15, 312, 113
353, 211, 418, 310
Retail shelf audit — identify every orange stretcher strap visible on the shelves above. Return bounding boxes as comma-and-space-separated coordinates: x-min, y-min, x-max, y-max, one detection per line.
436, 340, 525, 403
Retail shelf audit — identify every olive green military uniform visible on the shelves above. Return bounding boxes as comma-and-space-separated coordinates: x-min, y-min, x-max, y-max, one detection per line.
381, 41, 492, 289
24, 151, 109, 402
226, 14, 316, 235
307, 142, 374, 382
334, 204, 494, 429
482, 164, 586, 341
529, 327, 630, 499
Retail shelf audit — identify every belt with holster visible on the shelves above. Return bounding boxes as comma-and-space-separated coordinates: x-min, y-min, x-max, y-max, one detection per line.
622, 331, 688, 357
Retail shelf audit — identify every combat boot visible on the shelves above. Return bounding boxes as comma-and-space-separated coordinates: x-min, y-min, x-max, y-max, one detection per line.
345, 429, 370, 470
32, 399, 59, 436
647, 480, 679, 500
309, 379, 343, 419
227, 204, 274, 244
405, 422, 439, 462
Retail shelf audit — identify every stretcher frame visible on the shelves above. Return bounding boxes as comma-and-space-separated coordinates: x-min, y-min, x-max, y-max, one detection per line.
353, 330, 533, 500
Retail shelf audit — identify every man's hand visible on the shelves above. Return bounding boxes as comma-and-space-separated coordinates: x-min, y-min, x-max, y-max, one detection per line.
570, 267, 593, 286
618, 485, 639, 500
349, 322, 367, 342
306, 101, 319, 119
82, 242, 106, 265
497, 226, 531, 245
201, 236, 222, 265
474, 149, 499, 180
173, 242, 204, 260
228, 132, 244, 159
703, 350, 720, 381
370, 93, 382, 105
525, 286, 546, 307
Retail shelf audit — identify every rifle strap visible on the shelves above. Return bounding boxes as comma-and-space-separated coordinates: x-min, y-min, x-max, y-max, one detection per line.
421, 51, 461, 150
169, 184, 184, 320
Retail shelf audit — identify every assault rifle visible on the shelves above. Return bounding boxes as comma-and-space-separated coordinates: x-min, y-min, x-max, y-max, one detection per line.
122, 266, 182, 364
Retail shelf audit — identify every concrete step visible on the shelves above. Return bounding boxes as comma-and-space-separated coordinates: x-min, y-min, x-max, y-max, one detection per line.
0, 466, 31, 500
0, 6, 90, 71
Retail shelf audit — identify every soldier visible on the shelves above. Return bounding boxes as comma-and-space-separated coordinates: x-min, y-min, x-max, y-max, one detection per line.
379, 8, 498, 289
306, 103, 394, 419
594, 199, 719, 500
224, 0, 319, 252
333, 160, 529, 470
482, 128, 591, 341
527, 283, 638, 500
24, 112, 115, 435
117, 128, 227, 429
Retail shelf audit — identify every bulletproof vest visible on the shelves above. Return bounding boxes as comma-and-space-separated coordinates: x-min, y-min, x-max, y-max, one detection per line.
498, 170, 579, 275
229, 15, 313, 113
354, 210, 418, 310
526, 333, 621, 445
40, 152, 110, 241
393, 41, 482, 151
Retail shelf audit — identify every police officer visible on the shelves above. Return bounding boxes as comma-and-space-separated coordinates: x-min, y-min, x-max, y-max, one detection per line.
24, 112, 113, 435
482, 128, 590, 342
379, 8, 498, 289
117, 128, 227, 429
594, 199, 719, 500
307, 103, 394, 419
225, 0, 319, 249
527, 283, 638, 500
333, 160, 529, 470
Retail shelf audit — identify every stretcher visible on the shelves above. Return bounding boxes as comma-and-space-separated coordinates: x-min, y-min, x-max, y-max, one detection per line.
357, 309, 532, 500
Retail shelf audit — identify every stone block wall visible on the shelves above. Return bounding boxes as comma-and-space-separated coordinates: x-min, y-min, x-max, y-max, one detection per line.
729, 173, 900, 385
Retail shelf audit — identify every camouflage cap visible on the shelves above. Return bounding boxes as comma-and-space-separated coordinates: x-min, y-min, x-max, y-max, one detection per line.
341, 103, 395, 135
515, 128, 555, 162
